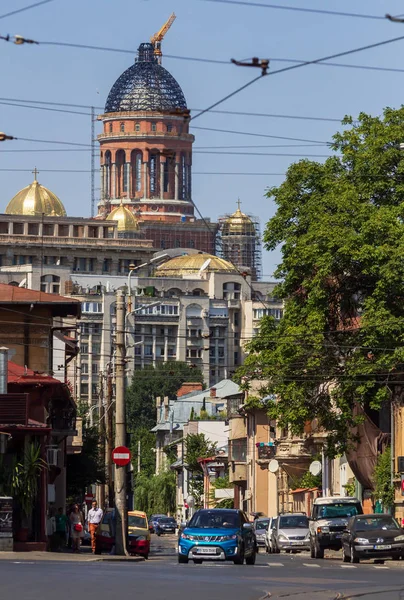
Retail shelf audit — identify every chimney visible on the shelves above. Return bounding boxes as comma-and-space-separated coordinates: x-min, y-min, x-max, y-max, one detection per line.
0, 347, 8, 394
176, 382, 203, 398
210, 387, 217, 398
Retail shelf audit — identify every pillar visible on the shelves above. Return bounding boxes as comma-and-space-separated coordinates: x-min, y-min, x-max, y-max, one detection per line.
126, 162, 131, 199
111, 163, 116, 199
7, 222, 13, 235
160, 156, 165, 200
143, 161, 148, 199
174, 157, 180, 201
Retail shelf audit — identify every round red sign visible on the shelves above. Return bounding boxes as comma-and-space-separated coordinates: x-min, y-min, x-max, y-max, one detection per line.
112, 446, 131, 467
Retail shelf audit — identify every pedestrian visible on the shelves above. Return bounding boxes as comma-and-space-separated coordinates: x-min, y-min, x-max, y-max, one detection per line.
87, 500, 103, 554
69, 503, 84, 553
46, 508, 56, 551
55, 507, 69, 552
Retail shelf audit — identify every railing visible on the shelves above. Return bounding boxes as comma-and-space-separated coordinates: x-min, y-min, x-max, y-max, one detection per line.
0, 234, 153, 248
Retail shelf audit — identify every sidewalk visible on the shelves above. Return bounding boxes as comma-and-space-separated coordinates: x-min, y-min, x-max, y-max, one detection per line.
0, 549, 145, 562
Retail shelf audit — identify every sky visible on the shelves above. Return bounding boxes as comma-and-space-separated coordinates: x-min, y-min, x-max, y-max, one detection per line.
1, 0, 404, 278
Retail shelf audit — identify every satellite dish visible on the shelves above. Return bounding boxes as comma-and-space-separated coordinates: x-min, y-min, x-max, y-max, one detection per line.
198, 258, 211, 275
309, 460, 322, 476
268, 459, 279, 473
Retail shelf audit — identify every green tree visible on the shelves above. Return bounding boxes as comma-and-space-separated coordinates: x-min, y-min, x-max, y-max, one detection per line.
134, 470, 176, 515
373, 447, 394, 511
67, 424, 105, 500
236, 107, 404, 456
184, 433, 217, 506
131, 427, 156, 478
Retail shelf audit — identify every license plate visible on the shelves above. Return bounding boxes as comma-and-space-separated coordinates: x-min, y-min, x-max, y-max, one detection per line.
198, 547, 216, 554
374, 545, 391, 550
335, 534, 342, 539
290, 541, 302, 545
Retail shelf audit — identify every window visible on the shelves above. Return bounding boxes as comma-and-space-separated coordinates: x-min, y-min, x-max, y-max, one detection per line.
92, 363, 99, 375
80, 344, 88, 355
166, 123, 173, 132
43, 256, 65, 266
230, 438, 247, 462
253, 308, 284, 320
82, 302, 102, 313
73, 257, 87, 272
81, 323, 102, 335
234, 351, 239, 365
12, 255, 33, 265
223, 282, 241, 300
135, 123, 140, 132
123, 162, 129, 193
28, 223, 39, 235
151, 123, 156, 132
150, 154, 158, 195
120, 122, 125, 132
102, 258, 111, 273
118, 259, 132, 273
160, 239, 166, 249
186, 348, 202, 358
92, 383, 98, 396
175, 239, 181, 248
40, 274, 60, 294
81, 383, 89, 395
81, 363, 89, 374
109, 122, 113, 133
144, 345, 153, 356
234, 311, 240, 327
134, 153, 142, 192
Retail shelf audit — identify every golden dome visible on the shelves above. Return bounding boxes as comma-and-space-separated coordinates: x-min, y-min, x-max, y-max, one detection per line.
5, 171, 67, 217
222, 201, 256, 236
106, 204, 139, 232
155, 253, 237, 277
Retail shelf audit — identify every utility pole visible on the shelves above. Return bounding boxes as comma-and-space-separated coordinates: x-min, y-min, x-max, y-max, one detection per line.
114, 290, 128, 555
105, 362, 114, 507
98, 370, 106, 509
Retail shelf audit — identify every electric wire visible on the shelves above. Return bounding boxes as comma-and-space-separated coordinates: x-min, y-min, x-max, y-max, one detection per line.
191, 126, 330, 144
0, 0, 54, 20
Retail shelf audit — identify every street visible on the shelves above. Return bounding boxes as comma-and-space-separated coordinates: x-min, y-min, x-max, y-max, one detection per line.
2, 535, 404, 600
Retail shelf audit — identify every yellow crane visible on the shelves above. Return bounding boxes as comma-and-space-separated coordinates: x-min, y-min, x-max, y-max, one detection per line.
150, 13, 176, 63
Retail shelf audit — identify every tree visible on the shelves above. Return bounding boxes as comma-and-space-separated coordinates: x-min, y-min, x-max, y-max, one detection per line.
184, 433, 217, 506
236, 107, 404, 456
373, 447, 394, 511
67, 424, 105, 500
134, 470, 176, 515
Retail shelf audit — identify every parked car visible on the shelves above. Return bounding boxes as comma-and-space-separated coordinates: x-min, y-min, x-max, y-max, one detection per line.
273, 513, 310, 553
155, 516, 177, 535
253, 517, 270, 551
342, 514, 404, 564
95, 509, 151, 558
267, 517, 278, 553
178, 508, 257, 565
309, 496, 363, 559
149, 514, 166, 533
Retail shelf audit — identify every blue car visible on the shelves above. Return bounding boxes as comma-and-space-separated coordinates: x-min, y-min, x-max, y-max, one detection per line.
178, 508, 257, 565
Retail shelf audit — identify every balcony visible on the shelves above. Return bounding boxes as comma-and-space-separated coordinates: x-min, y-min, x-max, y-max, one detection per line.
229, 462, 247, 483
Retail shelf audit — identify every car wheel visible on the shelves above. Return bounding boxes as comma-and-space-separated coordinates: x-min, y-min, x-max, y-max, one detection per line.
350, 545, 359, 564
193, 559, 203, 564
144, 554, 149, 560
274, 543, 281, 554
178, 555, 189, 564
342, 545, 350, 563
233, 546, 245, 565
156, 532, 161, 537
314, 540, 324, 559
310, 538, 315, 559
245, 550, 256, 565
374, 559, 384, 565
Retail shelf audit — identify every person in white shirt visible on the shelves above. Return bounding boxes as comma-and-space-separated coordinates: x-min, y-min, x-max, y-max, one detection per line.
87, 501, 104, 553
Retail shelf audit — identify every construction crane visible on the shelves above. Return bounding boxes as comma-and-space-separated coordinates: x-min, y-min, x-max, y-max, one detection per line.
150, 13, 176, 63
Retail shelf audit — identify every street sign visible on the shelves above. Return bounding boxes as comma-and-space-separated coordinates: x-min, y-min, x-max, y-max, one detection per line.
84, 493, 94, 503
112, 446, 131, 467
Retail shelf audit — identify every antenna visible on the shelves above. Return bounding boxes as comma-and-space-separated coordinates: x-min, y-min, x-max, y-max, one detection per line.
150, 13, 176, 64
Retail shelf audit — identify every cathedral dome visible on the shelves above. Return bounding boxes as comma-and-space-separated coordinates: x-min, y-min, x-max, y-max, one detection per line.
105, 42, 187, 113
5, 172, 67, 217
155, 253, 237, 277
106, 204, 139, 232
222, 204, 256, 236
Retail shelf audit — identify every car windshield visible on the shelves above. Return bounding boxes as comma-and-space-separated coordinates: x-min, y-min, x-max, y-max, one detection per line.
316, 503, 361, 519
256, 520, 270, 530
355, 516, 400, 532
189, 511, 240, 529
159, 518, 176, 524
279, 515, 309, 529
128, 515, 147, 529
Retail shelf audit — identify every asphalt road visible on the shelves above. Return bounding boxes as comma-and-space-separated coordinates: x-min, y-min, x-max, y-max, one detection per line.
2, 535, 404, 600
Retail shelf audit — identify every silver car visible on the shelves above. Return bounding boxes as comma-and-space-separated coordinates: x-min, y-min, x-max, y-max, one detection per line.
273, 513, 310, 553
254, 517, 271, 550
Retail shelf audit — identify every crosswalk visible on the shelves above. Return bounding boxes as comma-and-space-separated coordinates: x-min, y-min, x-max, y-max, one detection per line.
171, 560, 396, 571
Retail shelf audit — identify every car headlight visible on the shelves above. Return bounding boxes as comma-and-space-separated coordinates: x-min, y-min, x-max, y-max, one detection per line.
304, 533, 310, 540
317, 526, 329, 533
354, 537, 369, 544
181, 533, 195, 541
278, 534, 288, 541
395, 535, 404, 541
219, 534, 238, 542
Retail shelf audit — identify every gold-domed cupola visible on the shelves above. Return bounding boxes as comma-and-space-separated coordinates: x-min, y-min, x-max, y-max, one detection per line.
5, 169, 67, 217
106, 201, 139, 237
221, 200, 256, 236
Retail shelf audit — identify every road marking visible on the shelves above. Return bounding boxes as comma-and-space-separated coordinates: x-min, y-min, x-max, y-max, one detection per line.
340, 565, 357, 569
303, 563, 320, 568
267, 562, 284, 567
374, 566, 389, 569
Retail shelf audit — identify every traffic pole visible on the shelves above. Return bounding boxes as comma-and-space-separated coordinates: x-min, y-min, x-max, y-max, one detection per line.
114, 289, 128, 555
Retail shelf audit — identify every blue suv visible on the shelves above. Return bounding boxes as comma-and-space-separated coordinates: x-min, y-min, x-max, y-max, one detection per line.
178, 508, 257, 564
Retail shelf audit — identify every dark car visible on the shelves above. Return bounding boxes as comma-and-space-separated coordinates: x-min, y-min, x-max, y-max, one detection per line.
342, 514, 404, 564
149, 514, 166, 533
155, 517, 177, 536
178, 508, 256, 564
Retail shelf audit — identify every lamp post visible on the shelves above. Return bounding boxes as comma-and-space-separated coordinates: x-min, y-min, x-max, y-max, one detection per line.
127, 253, 169, 312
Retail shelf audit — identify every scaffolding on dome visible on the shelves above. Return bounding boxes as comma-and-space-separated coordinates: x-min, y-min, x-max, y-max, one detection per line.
217, 212, 262, 281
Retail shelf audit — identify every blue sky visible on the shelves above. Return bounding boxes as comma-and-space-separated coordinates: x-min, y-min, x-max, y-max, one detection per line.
1, 0, 404, 277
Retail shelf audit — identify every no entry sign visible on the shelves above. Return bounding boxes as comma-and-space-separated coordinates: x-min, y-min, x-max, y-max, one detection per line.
112, 446, 131, 467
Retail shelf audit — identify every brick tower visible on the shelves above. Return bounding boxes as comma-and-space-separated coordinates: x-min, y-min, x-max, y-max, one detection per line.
98, 41, 217, 252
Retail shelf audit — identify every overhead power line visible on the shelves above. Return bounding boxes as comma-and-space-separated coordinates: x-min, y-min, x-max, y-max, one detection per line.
196, 0, 386, 20
0, 0, 54, 20
192, 126, 329, 144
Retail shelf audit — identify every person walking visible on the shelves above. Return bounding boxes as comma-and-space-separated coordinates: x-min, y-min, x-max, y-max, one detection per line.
55, 507, 69, 552
87, 500, 103, 554
69, 504, 84, 553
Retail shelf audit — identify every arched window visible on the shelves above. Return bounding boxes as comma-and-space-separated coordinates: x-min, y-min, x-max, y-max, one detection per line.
166, 123, 173, 132
131, 151, 142, 194
151, 123, 157, 132
135, 122, 140, 132
104, 151, 112, 199
181, 154, 186, 200
223, 281, 241, 300
41, 274, 60, 294
108, 122, 113, 133
120, 122, 125, 132
150, 154, 158, 197
115, 149, 126, 196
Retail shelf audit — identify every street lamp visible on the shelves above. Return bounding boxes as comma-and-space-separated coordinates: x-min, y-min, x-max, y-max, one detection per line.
127, 253, 169, 312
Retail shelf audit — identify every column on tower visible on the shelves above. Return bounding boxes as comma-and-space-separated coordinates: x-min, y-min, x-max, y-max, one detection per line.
125, 155, 131, 199
131, 149, 143, 197
115, 150, 125, 198
174, 153, 180, 201
111, 158, 116, 199
160, 154, 166, 200
143, 150, 149, 200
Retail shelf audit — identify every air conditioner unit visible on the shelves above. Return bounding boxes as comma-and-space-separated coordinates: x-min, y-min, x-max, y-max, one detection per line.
46, 447, 59, 466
